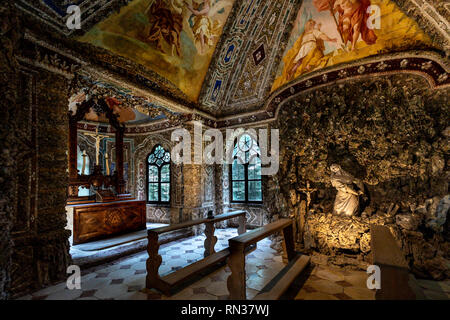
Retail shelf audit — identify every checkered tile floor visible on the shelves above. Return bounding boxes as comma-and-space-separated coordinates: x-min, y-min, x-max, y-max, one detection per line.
17, 228, 285, 300
295, 265, 375, 300
295, 263, 450, 300
17, 228, 449, 300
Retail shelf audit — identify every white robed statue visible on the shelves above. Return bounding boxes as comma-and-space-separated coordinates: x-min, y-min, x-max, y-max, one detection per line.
330, 164, 364, 216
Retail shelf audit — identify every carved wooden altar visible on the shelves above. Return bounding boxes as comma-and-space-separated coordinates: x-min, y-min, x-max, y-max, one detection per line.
67, 97, 128, 204
66, 95, 144, 244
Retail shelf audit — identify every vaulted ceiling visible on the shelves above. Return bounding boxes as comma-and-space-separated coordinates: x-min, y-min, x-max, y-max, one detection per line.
16, 0, 450, 125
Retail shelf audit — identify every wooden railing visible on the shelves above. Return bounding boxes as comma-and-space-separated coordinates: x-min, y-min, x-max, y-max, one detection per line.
370, 224, 416, 300
227, 218, 310, 300
145, 210, 246, 295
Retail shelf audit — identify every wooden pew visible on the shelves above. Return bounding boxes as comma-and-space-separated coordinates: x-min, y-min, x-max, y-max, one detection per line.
370, 224, 416, 300
146, 210, 247, 295
227, 218, 310, 300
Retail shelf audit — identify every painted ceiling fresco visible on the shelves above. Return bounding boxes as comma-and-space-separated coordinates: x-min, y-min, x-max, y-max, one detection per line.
17, 0, 447, 123
199, 0, 300, 117
79, 0, 235, 102
272, 0, 434, 92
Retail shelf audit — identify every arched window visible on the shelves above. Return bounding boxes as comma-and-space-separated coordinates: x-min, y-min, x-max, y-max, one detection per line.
147, 145, 171, 204
230, 134, 262, 203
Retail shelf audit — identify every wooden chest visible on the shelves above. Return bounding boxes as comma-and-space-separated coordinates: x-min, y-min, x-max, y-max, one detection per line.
67, 200, 146, 244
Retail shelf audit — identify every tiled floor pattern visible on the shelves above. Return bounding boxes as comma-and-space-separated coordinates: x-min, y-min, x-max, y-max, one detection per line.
294, 264, 450, 300
295, 265, 375, 300
18, 227, 449, 300
415, 279, 450, 300
18, 228, 285, 300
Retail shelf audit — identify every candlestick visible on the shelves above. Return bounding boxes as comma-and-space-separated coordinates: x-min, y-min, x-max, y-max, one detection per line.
95, 136, 100, 165
81, 150, 87, 175
105, 153, 110, 175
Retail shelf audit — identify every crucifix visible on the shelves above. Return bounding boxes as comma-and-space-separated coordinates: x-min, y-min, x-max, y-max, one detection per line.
84, 127, 109, 165
297, 181, 317, 244
298, 180, 317, 212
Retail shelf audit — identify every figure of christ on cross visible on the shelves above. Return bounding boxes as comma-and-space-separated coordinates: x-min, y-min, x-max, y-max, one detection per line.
292, 181, 318, 244
298, 180, 317, 212
83, 127, 109, 166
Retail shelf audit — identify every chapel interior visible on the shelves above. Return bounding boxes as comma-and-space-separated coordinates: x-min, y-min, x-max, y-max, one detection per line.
0, 0, 449, 301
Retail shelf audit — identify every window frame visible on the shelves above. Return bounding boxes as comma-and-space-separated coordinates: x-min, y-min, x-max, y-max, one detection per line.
146, 145, 171, 205
229, 135, 263, 204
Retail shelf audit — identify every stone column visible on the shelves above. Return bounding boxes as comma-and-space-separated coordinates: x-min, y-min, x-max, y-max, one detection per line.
115, 127, 126, 194
68, 117, 79, 198
181, 122, 207, 233
0, 1, 21, 300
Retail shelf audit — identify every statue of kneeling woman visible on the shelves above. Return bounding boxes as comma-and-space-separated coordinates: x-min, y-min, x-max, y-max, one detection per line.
330, 164, 364, 217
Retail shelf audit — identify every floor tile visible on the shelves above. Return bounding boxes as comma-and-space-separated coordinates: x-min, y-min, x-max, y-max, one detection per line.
315, 267, 345, 282
95, 284, 128, 299
46, 289, 83, 300
343, 286, 375, 300
206, 281, 228, 296
296, 291, 339, 300
308, 279, 344, 295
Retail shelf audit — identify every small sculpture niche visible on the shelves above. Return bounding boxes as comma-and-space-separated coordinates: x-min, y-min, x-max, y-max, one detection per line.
330, 164, 365, 217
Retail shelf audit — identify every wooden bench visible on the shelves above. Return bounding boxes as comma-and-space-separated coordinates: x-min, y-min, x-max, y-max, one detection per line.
370, 224, 416, 300
146, 210, 246, 295
227, 218, 310, 300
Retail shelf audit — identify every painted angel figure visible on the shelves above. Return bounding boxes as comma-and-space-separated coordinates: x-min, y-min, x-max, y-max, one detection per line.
184, 0, 224, 55
334, 0, 377, 50
314, 0, 377, 51
141, 0, 184, 56
285, 19, 337, 81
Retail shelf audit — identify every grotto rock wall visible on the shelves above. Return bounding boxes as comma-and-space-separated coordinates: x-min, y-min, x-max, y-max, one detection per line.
8, 67, 72, 298
0, 2, 22, 300
0, 4, 72, 296
274, 73, 449, 279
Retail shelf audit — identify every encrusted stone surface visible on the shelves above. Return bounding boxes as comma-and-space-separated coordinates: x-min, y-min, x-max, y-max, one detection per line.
273, 74, 449, 280
0, 2, 22, 300
7, 69, 72, 298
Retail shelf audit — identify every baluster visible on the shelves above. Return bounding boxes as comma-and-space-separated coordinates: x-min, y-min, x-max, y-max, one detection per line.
282, 223, 296, 262
237, 212, 246, 235
146, 231, 169, 294
204, 221, 217, 257
227, 242, 246, 300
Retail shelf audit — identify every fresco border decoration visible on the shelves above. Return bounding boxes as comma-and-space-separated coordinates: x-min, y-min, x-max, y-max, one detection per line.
392, 0, 450, 53
217, 50, 449, 128
74, 50, 449, 134
15, 0, 133, 36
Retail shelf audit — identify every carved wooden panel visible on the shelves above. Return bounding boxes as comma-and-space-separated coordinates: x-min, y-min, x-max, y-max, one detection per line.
72, 200, 146, 244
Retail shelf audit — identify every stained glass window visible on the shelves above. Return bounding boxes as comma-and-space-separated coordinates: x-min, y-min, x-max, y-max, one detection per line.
147, 145, 171, 204
230, 134, 262, 203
